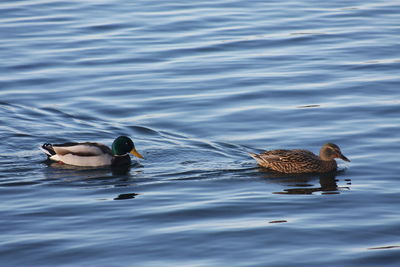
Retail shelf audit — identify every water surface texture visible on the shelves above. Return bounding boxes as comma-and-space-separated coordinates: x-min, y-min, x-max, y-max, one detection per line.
1, 0, 400, 266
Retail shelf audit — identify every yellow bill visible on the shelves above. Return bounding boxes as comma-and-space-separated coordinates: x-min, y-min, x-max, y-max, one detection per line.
130, 148, 144, 159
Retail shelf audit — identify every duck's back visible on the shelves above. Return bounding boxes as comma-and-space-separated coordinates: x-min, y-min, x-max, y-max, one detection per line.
250, 149, 336, 173
42, 142, 114, 167
52, 142, 112, 156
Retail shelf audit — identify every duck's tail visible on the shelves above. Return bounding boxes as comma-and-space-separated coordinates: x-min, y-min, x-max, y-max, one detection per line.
40, 143, 56, 157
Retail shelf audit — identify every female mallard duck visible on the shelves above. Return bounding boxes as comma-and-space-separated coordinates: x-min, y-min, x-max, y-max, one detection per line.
40, 136, 144, 167
249, 143, 350, 173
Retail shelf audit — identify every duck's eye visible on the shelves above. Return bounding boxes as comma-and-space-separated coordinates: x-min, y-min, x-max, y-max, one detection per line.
327, 148, 336, 154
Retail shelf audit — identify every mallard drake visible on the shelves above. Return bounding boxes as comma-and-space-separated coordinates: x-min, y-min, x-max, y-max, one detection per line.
249, 143, 350, 173
40, 136, 144, 167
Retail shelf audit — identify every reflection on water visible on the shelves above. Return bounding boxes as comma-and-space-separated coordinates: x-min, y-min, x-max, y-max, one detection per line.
256, 168, 351, 195
269, 220, 288, 224
114, 193, 139, 200
42, 159, 141, 176
111, 164, 133, 176
41, 160, 142, 183
1, 0, 399, 265
367, 245, 400, 250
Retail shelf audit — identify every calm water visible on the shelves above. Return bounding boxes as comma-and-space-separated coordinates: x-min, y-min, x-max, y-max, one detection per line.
1, 0, 400, 266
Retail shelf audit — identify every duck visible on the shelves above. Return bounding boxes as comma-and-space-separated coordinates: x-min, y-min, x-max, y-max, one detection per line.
40, 136, 144, 167
249, 143, 350, 174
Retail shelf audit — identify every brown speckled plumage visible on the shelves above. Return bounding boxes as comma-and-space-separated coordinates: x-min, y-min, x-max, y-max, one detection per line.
249, 143, 350, 174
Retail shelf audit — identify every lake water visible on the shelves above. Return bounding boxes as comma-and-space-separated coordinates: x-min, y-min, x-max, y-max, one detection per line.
1, 0, 400, 266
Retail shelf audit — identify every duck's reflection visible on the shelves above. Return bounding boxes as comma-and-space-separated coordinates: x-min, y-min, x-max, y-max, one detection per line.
41, 160, 141, 182
41, 161, 140, 200
256, 168, 351, 195
111, 164, 132, 176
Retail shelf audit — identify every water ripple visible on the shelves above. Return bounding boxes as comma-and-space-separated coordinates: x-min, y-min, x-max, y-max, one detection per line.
1, 0, 400, 265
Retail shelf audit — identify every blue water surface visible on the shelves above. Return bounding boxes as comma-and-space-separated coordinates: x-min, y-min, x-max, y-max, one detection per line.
1, 0, 400, 266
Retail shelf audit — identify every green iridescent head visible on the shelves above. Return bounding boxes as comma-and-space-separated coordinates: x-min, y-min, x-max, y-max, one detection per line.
112, 136, 144, 158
